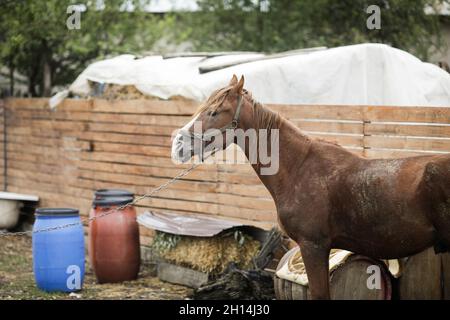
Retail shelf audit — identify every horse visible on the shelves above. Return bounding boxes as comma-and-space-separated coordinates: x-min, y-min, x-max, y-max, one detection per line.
171, 74, 450, 299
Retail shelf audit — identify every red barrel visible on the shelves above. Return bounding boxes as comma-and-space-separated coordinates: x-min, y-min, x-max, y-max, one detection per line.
88, 194, 140, 283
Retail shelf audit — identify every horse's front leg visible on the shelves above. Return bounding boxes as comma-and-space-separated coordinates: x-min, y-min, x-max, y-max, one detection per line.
300, 241, 331, 300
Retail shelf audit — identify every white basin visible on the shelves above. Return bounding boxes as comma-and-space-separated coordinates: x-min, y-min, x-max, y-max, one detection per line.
0, 199, 22, 229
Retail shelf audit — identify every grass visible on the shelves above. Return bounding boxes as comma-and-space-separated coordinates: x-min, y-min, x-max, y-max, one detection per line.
0, 236, 192, 300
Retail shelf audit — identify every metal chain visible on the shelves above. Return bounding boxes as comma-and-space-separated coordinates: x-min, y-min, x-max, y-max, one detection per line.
0, 157, 205, 237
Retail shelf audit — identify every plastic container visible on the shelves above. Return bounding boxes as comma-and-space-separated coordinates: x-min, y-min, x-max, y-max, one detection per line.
94, 189, 134, 200
89, 195, 140, 283
32, 208, 85, 292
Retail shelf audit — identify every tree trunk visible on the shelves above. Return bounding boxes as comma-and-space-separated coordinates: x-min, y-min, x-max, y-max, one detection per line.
42, 56, 52, 97
9, 58, 14, 96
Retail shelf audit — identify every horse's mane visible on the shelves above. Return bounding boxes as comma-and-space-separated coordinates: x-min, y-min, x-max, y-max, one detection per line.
193, 86, 282, 132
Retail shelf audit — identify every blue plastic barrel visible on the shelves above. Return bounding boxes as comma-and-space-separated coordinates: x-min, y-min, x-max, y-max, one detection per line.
32, 208, 85, 292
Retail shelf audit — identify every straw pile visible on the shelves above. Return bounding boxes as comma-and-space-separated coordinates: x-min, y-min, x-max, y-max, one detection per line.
99, 84, 150, 100
88, 82, 194, 100
155, 232, 261, 274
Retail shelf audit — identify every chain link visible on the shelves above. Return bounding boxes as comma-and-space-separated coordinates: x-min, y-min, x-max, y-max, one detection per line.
0, 157, 205, 237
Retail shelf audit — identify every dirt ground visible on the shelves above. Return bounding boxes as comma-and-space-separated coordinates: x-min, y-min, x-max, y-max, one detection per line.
0, 236, 192, 300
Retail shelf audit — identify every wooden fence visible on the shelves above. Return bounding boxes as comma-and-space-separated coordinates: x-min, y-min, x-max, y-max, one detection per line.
2, 98, 450, 246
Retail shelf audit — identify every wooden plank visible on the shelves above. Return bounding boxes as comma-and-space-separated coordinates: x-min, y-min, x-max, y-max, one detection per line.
8, 118, 87, 132
135, 197, 274, 222
365, 136, 450, 153
6, 185, 91, 213
270, 104, 363, 121
88, 122, 177, 136
365, 123, 450, 138
398, 247, 442, 300
363, 149, 446, 159
92, 99, 197, 115
78, 159, 217, 178
363, 106, 450, 124
78, 131, 172, 147
59, 99, 93, 112
80, 179, 267, 210
91, 141, 171, 158
5, 98, 49, 109
11, 109, 91, 122
443, 253, 450, 300
308, 133, 363, 148
291, 120, 363, 134
75, 174, 268, 198
157, 262, 209, 288
90, 113, 191, 127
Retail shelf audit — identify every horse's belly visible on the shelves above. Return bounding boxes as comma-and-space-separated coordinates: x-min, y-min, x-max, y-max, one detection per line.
332, 203, 436, 259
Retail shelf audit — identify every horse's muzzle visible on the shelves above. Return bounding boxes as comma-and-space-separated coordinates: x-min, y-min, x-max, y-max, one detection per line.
171, 132, 194, 163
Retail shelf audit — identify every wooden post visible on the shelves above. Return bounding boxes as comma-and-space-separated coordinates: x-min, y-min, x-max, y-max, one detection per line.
398, 247, 442, 300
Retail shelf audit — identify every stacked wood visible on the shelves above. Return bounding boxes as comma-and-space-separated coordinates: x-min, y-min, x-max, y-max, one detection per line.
2, 98, 450, 249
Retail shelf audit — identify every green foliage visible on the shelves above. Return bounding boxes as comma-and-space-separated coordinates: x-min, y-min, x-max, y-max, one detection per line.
0, 0, 174, 96
177, 0, 445, 60
0, 0, 446, 96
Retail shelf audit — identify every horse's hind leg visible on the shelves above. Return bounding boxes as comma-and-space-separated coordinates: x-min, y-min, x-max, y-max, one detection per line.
300, 241, 330, 299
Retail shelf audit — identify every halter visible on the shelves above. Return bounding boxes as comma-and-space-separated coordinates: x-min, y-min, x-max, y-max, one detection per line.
186, 94, 244, 142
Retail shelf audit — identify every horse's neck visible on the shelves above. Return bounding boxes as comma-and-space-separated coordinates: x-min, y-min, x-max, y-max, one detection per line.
239, 106, 311, 198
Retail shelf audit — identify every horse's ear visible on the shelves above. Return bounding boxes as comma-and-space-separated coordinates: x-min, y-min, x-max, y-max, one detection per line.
236, 75, 245, 94
229, 74, 238, 85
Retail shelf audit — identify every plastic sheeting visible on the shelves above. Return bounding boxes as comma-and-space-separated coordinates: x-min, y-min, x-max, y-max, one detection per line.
137, 211, 244, 237
52, 43, 450, 108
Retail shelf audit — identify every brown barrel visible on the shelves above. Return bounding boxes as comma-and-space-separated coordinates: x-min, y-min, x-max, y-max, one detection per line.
88, 195, 140, 283
330, 255, 392, 300
274, 247, 392, 300
398, 247, 442, 300
274, 247, 310, 300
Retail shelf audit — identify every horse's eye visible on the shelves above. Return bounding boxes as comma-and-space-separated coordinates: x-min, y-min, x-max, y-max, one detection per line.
211, 111, 218, 117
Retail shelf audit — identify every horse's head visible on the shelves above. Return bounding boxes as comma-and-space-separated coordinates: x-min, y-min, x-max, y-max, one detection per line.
172, 74, 246, 163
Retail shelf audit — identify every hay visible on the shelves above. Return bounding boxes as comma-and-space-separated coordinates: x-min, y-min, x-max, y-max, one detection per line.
88, 82, 195, 100
157, 232, 261, 274
100, 84, 151, 100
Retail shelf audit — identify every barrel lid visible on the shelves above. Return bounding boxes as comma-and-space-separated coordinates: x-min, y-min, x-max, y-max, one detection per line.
93, 196, 134, 208
95, 189, 134, 198
35, 208, 79, 216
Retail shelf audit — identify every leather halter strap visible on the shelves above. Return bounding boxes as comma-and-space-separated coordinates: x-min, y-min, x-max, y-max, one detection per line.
188, 94, 243, 141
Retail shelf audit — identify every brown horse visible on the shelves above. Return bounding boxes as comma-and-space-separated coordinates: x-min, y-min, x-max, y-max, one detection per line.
172, 75, 450, 299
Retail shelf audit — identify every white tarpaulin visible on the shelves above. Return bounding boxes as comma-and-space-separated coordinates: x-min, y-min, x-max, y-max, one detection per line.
51, 43, 450, 107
